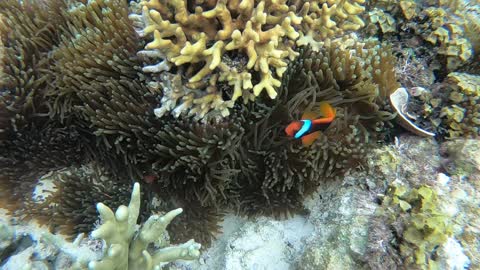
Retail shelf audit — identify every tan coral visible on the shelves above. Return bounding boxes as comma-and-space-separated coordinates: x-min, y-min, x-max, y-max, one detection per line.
426, 23, 473, 71
295, 0, 366, 48
399, 0, 416, 20
441, 72, 480, 138
131, 0, 367, 119
367, 8, 396, 34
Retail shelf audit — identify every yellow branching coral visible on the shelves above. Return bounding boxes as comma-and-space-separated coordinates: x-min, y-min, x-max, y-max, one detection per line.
294, 0, 366, 49
130, 0, 367, 119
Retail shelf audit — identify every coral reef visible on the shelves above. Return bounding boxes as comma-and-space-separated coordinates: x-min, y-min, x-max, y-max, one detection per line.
130, 0, 367, 119
0, 0, 400, 250
24, 165, 148, 237
365, 0, 479, 82
440, 139, 480, 182
229, 38, 398, 217
296, 179, 378, 270
405, 72, 480, 139
0, 182, 202, 270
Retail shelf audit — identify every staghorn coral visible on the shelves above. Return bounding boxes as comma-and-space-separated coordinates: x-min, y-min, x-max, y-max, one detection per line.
130, 0, 367, 119
88, 182, 201, 270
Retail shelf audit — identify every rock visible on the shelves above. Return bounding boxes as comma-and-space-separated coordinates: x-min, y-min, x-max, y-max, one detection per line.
297, 179, 378, 270
1, 246, 47, 270
367, 135, 441, 187
440, 139, 480, 181
223, 216, 314, 270
0, 223, 15, 260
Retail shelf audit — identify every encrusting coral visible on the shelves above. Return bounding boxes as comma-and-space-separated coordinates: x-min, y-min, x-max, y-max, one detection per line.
130, 0, 367, 119
404, 72, 480, 139
365, 0, 479, 75
377, 183, 453, 269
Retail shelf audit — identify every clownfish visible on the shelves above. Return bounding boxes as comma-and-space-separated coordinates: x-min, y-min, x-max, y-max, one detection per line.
285, 102, 336, 146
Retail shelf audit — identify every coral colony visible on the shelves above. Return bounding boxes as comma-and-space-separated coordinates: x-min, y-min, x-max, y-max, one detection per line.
0, 0, 479, 269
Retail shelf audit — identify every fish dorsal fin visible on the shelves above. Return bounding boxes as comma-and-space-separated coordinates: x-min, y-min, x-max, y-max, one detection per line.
301, 111, 319, 120
301, 102, 335, 120
318, 101, 335, 119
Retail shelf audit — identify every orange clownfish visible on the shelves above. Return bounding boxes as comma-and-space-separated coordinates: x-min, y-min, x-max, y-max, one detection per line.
285, 102, 336, 146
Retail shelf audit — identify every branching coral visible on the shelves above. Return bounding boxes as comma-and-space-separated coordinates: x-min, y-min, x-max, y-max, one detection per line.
88, 182, 201, 270
41, 182, 202, 270
130, 0, 367, 119
23, 164, 152, 237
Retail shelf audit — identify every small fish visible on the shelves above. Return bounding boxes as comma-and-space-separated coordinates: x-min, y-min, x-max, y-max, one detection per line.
285, 102, 336, 146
